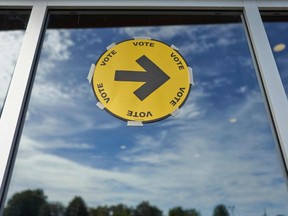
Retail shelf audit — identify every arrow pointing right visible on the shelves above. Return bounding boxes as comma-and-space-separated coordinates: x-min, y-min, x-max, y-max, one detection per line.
115, 55, 170, 101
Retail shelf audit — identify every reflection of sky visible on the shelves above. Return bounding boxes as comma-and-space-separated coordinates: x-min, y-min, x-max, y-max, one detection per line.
0, 30, 25, 115
6, 15, 288, 216
264, 21, 288, 99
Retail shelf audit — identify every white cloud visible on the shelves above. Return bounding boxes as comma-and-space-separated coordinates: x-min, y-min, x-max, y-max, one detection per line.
237, 86, 248, 94
120, 24, 241, 55
42, 30, 74, 62
9, 137, 146, 207
119, 26, 187, 41
22, 29, 121, 137
0, 30, 25, 108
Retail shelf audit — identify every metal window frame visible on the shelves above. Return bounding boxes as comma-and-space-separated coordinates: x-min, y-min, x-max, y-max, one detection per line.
1, 0, 288, 212
0, 1, 48, 210
243, 1, 288, 183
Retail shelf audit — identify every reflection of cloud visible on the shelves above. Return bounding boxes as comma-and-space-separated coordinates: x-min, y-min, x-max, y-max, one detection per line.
23, 29, 118, 138
236, 86, 248, 94
11, 136, 146, 207
24, 29, 120, 137
0, 31, 25, 108
161, 88, 206, 126
37, 139, 94, 150
120, 24, 241, 55
127, 131, 168, 153
34, 30, 74, 86
119, 26, 187, 40
42, 30, 74, 61
211, 78, 232, 88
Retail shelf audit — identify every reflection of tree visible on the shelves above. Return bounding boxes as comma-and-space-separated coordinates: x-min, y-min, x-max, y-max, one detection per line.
169, 206, 185, 216
134, 201, 162, 216
90, 204, 131, 216
90, 206, 110, 216
39, 202, 65, 216
65, 196, 89, 216
4, 189, 47, 216
212, 204, 230, 216
169, 206, 201, 216
7, 189, 272, 216
110, 204, 131, 216
185, 209, 201, 216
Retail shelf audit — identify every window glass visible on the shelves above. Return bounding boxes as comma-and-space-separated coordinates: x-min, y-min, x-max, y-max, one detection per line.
4, 11, 288, 216
262, 13, 288, 99
0, 10, 30, 116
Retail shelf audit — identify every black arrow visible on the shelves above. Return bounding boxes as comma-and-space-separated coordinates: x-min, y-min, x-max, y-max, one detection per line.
114, 55, 170, 101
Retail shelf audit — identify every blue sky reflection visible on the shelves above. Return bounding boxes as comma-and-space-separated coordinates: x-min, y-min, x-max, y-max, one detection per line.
6, 15, 288, 216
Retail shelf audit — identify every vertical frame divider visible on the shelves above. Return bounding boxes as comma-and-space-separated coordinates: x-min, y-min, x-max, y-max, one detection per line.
0, 1, 47, 211
243, 0, 288, 184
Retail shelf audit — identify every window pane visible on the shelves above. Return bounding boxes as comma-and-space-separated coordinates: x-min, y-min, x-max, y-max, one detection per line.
4, 11, 288, 216
0, 10, 30, 117
262, 13, 288, 99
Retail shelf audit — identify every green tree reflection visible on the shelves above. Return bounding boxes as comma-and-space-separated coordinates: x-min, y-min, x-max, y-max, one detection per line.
212, 204, 229, 216
111, 204, 132, 216
169, 207, 201, 216
65, 196, 89, 216
4, 189, 47, 216
90, 205, 110, 216
39, 202, 65, 216
6, 188, 282, 216
134, 201, 162, 216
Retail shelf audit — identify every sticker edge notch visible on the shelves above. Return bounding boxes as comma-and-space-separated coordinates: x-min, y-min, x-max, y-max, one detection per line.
87, 64, 95, 83
171, 108, 180, 117
133, 36, 151, 40
96, 102, 105, 110
127, 121, 144, 127
171, 44, 180, 51
188, 67, 194, 86
107, 42, 116, 50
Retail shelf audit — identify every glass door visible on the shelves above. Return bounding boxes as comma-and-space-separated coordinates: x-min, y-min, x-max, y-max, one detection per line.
4, 11, 288, 216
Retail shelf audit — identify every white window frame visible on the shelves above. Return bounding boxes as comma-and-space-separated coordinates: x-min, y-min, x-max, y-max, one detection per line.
1, 0, 288, 211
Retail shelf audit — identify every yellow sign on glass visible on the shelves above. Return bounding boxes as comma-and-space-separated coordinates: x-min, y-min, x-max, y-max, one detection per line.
90, 38, 192, 124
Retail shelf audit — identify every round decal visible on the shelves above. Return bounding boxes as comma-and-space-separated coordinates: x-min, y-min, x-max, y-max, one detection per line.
91, 38, 192, 123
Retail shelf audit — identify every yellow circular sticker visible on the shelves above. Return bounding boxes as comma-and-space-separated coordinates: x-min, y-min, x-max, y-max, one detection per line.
91, 38, 191, 123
